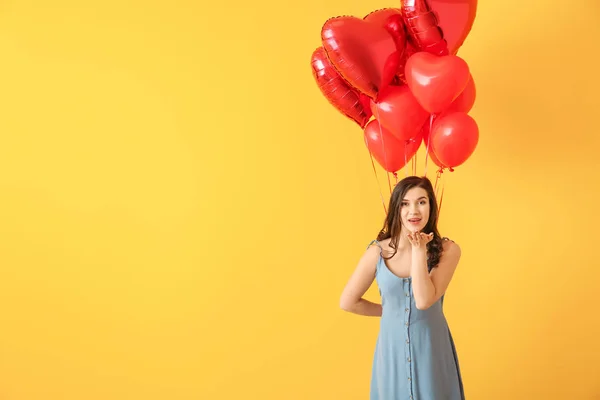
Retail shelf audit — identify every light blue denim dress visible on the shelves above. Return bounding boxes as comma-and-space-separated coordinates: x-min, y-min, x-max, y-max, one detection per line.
368, 240, 465, 400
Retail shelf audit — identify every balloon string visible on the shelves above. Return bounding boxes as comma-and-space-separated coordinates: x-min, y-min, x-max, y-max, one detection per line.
438, 182, 446, 217
404, 141, 409, 178
434, 168, 442, 194
373, 107, 393, 195
437, 165, 454, 216
434, 168, 443, 213
424, 114, 434, 177
414, 150, 418, 175
365, 141, 388, 215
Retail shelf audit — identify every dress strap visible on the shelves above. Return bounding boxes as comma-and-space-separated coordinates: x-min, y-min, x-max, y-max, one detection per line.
367, 239, 383, 251
367, 239, 384, 257
368, 240, 384, 273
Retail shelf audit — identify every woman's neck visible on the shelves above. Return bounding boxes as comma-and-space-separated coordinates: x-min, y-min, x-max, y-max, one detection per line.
394, 231, 411, 250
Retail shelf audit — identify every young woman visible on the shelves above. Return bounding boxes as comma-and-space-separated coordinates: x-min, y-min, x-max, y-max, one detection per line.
340, 175, 464, 400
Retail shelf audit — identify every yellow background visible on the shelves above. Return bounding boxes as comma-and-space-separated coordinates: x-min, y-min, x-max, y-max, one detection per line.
0, 0, 599, 399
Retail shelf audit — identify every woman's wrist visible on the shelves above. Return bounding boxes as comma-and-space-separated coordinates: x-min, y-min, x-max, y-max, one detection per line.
411, 246, 427, 256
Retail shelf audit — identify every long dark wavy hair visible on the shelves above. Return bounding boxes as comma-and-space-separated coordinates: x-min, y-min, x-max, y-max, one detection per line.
376, 176, 443, 272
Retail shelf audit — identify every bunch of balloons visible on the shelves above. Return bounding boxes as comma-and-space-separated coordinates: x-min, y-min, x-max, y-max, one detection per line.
311, 0, 479, 174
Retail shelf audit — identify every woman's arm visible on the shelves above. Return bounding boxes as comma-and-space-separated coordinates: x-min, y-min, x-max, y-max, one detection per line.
409, 234, 461, 310
339, 245, 382, 317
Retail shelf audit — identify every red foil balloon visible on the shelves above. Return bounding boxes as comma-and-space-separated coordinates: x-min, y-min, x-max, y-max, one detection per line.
401, 0, 449, 56
370, 85, 429, 142
364, 8, 406, 51
364, 119, 423, 172
428, 0, 478, 55
430, 111, 479, 168
402, 0, 477, 55
321, 16, 398, 99
405, 52, 470, 114
364, 9, 407, 89
396, 42, 418, 84
310, 47, 372, 128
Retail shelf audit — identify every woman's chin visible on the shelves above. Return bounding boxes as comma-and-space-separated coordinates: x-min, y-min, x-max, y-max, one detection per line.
403, 223, 424, 233
410, 224, 423, 232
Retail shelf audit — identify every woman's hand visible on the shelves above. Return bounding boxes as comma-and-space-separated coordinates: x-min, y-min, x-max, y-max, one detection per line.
407, 231, 433, 250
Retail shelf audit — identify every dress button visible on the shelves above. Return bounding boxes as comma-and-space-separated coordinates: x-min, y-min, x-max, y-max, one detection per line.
405, 322, 409, 326
406, 339, 410, 344
407, 357, 411, 362
405, 308, 409, 312
405, 293, 410, 297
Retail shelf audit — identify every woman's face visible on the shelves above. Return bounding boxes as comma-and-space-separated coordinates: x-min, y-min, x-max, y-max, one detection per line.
400, 187, 430, 233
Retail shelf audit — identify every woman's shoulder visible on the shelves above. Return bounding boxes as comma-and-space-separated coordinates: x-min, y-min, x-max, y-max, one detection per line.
367, 237, 391, 247
375, 238, 394, 252
441, 237, 461, 256
366, 237, 393, 254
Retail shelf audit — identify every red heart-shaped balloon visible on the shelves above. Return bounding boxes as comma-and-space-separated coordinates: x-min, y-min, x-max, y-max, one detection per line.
364, 8, 406, 51
444, 73, 476, 114
430, 111, 479, 168
428, 0, 478, 55
370, 85, 429, 142
310, 47, 372, 128
399, 0, 477, 55
364, 9, 407, 90
321, 16, 398, 99
364, 119, 423, 172
401, 4, 448, 56
405, 52, 470, 114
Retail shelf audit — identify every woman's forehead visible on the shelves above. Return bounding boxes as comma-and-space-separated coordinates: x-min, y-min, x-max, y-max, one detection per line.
403, 187, 428, 200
